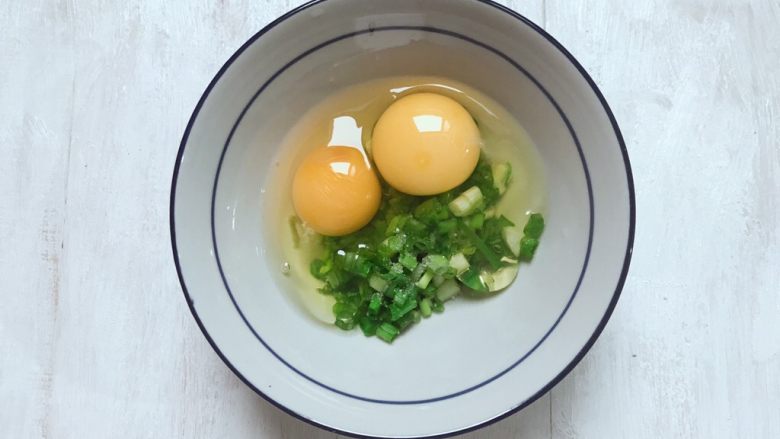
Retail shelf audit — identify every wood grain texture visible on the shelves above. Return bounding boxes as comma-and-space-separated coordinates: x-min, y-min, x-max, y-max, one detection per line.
0, 1, 777, 438
0, 1, 74, 437
546, 1, 780, 438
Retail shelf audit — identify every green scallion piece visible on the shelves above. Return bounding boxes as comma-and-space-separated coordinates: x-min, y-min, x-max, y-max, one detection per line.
333, 302, 357, 330
523, 213, 545, 239
420, 298, 432, 317
399, 252, 418, 270
359, 317, 380, 336
379, 234, 406, 257
423, 254, 449, 274
416, 270, 434, 289
437, 218, 457, 233
519, 236, 540, 261
369, 275, 388, 293
368, 292, 383, 314
467, 213, 485, 230
376, 323, 400, 343
458, 220, 502, 270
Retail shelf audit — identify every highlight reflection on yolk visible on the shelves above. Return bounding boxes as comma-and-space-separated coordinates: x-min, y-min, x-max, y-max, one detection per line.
292, 146, 381, 236
372, 93, 480, 195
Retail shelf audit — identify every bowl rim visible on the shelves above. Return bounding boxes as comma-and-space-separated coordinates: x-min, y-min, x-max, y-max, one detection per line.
169, 0, 636, 437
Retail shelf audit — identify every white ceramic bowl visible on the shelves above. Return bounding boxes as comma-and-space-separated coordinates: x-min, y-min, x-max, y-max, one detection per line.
171, 0, 635, 437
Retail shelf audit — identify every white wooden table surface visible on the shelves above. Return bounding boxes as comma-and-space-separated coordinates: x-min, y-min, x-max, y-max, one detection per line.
2, 1, 778, 437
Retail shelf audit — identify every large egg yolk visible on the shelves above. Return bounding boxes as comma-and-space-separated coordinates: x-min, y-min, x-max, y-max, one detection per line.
292, 146, 381, 236
372, 93, 480, 195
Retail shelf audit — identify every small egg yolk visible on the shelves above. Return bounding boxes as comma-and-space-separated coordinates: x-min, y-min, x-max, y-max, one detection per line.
292, 146, 381, 236
371, 93, 480, 195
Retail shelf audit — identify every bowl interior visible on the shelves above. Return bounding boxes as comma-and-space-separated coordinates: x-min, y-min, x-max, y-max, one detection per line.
173, 0, 632, 437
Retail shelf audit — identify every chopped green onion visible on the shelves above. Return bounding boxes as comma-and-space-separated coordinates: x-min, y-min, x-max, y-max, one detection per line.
405, 217, 427, 234
337, 251, 372, 277
497, 215, 515, 227
423, 254, 449, 274
379, 234, 406, 257
519, 237, 540, 261
458, 220, 502, 270
376, 323, 400, 343
436, 279, 461, 301
523, 213, 545, 239
467, 213, 485, 230
369, 275, 388, 293
399, 252, 418, 270
414, 198, 449, 223
309, 258, 330, 280
333, 302, 357, 330
448, 253, 470, 274
359, 317, 380, 336
395, 311, 418, 331
325, 269, 348, 288
308, 154, 542, 343
457, 268, 488, 292
420, 298, 432, 317
391, 298, 417, 321
389, 262, 404, 275
416, 270, 434, 289
437, 218, 457, 233
411, 263, 427, 281
368, 292, 383, 314
491, 162, 512, 195
448, 186, 483, 217
385, 214, 408, 235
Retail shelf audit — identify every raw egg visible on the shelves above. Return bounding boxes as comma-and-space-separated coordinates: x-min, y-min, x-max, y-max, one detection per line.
371, 93, 480, 195
292, 146, 381, 236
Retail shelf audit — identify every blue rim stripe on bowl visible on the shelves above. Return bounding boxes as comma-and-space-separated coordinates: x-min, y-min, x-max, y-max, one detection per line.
211, 25, 593, 404
170, 1, 635, 437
